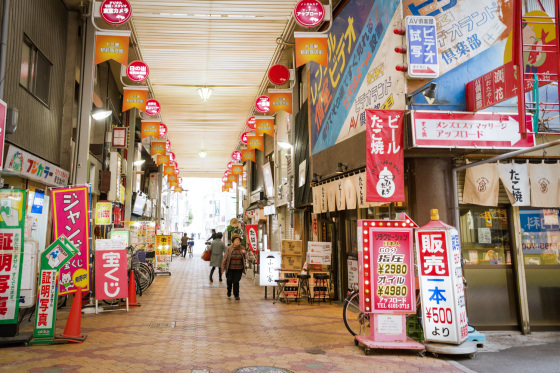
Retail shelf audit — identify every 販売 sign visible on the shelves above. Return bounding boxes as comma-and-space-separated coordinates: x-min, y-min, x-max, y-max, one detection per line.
405, 16, 439, 79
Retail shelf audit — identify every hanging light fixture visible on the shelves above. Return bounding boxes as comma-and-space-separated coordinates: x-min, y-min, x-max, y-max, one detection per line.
198, 150, 207, 159
91, 109, 112, 120
197, 87, 213, 101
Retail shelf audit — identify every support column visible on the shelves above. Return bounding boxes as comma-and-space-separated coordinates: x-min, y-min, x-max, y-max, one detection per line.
74, 15, 96, 185
156, 164, 163, 223
124, 109, 137, 221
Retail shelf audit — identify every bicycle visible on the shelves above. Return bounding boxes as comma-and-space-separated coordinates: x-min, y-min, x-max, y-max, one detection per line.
342, 288, 370, 336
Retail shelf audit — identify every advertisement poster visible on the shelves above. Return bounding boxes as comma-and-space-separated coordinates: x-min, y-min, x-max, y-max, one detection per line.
4, 145, 69, 187
95, 202, 112, 225
0, 189, 26, 324
260, 251, 281, 286
155, 235, 172, 273
366, 110, 404, 202
52, 186, 91, 295
95, 239, 128, 300
245, 224, 258, 253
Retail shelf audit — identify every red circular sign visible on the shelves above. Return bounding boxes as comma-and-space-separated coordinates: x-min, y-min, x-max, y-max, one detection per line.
170, 161, 178, 169
175, 168, 180, 175
159, 123, 167, 138
145, 99, 160, 116
247, 116, 256, 130
100, 0, 132, 25
126, 60, 149, 83
222, 175, 228, 182
255, 95, 270, 113
241, 131, 250, 144
178, 177, 183, 184
232, 151, 242, 161
268, 65, 290, 85
294, 0, 325, 27
227, 162, 233, 171
166, 139, 171, 152
168, 151, 175, 163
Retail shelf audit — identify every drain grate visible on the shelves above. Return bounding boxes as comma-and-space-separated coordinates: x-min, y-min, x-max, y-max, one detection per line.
233, 367, 293, 373
305, 349, 326, 355
149, 322, 176, 329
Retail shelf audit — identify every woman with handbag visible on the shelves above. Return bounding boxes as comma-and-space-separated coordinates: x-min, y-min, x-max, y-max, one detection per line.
221, 234, 246, 300
209, 232, 225, 282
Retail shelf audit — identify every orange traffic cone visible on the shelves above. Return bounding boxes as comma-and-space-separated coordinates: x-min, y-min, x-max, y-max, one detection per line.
56, 286, 87, 342
128, 270, 141, 307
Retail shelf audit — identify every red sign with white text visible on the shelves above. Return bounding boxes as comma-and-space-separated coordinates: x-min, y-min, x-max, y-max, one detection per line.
241, 131, 249, 144
100, 0, 132, 25
268, 64, 290, 85
145, 99, 160, 116
366, 110, 404, 203
247, 116, 256, 130
232, 151, 242, 161
411, 111, 536, 149
293, 0, 325, 27
159, 123, 167, 138
127, 60, 149, 82
246, 225, 258, 254
95, 240, 128, 300
255, 96, 270, 113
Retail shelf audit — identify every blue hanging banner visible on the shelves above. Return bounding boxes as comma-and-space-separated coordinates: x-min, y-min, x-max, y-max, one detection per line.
31, 189, 45, 214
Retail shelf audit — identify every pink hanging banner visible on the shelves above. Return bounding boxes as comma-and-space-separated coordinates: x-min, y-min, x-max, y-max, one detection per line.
366, 110, 405, 203
52, 186, 91, 295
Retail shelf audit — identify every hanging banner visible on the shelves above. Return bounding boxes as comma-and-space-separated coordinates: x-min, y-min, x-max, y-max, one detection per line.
150, 141, 166, 157
366, 110, 405, 203
174, 187, 183, 193
156, 154, 170, 166
227, 174, 238, 183
294, 32, 328, 67
241, 149, 256, 163
528, 163, 560, 208
344, 177, 357, 209
246, 224, 258, 253
167, 174, 178, 184
255, 117, 275, 137
155, 235, 172, 273
122, 86, 148, 112
163, 165, 175, 176
247, 135, 264, 151
497, 163, 531, 206
94, 30, 130, 65
268, 90, 293, 114
141, 121, 159, 139
52, 186, 91, 295
327, 181, 336, 212
336, 178, 346, 211
462, 164, 499, 206
4, 145, 69, 187
232, 164, 243, 175
95, 202, 112, 225
0, 189, 26, 324
95, 239, 128, 300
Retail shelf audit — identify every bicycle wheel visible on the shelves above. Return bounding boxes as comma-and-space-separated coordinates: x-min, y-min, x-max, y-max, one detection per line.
57, 295, 68, 309
140, 262, 155, 285
342, 290, 369, 336
135, 264, 152, 292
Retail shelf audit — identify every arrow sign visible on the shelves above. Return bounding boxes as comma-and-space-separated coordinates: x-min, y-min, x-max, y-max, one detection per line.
411, 66, 435, 74
411, 111, 536, 149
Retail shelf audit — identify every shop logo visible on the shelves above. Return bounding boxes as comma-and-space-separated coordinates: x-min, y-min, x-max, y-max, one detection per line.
8, 151, 23, 172
376, 167, 395, 198
476, 177, 489, 192
538, 178, 550, 194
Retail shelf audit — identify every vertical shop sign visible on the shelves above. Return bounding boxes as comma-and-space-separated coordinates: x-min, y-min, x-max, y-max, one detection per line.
95, 239, 128, 300
94, 31, 130, 65
52, 186, 91, 295
416, 220, 468, 344
122, 87, 148, 112
154, 235, 172, 273
295, 32, 328, 67
255, 117, 275, 137
366, 110, 405, 203
246, 225, 258, 254
247, 136, 264, 151
33, 237, 77, 339
95, 202, 112, 225
405, 16, 439, 79
0, 189, 26, 324
268, 90, 293, 115
141, 121, 160, 139
260, 251, 281, 286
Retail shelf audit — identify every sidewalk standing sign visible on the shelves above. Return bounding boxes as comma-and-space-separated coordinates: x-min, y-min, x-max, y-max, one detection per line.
155, 235, 171, 274
95, 239, 128, 311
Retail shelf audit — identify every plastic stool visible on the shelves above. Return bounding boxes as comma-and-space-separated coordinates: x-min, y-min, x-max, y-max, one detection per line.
273, 279, 289, 304
313, 273, 331, 305
296, 274, 311, 305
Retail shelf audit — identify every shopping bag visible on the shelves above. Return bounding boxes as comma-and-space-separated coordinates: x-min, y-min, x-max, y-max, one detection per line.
202, 249, 211, 261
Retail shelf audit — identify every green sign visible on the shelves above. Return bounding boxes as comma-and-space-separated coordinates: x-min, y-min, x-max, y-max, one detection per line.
0, 189, 26, 325
33, 236, 77, 340
109, 229, 130, 247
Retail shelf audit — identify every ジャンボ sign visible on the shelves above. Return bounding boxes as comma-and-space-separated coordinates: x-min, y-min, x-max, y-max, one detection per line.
126, 60, 149, 82
100, 0, 132, 25
415, 214, 468, 345
293, 0, 325, 27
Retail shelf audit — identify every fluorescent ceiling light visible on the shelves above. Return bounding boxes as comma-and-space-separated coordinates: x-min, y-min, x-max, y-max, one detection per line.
197, 87, 213, 101
92, 109, 112, 120
134, 160, 146, 166
278, 141, 292, 149
198, 150, 207, 159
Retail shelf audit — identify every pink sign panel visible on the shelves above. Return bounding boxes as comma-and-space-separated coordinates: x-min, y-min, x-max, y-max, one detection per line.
95, 240, 128, 300
100, 0, 132, 25
411, 111, 536, 149
168, 151, 175, 163
52, 186, 91, 295
126, 60, 149, 82
247, 116, 256, 130
293, 0, 325, 27
255, 96, 270, 113
166, 139, 171, 152
145, 99, 160, 116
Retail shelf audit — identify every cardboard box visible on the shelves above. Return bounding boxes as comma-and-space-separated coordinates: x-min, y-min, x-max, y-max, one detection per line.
281, 255, 302, 270
281, 240, 304, 255
308, 241, 332, 255
306, 253, 331, 265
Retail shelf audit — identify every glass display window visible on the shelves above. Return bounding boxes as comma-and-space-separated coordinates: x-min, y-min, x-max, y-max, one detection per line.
520, 208, 560, 266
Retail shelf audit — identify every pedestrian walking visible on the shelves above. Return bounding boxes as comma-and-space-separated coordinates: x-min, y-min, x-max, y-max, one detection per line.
208, 228, 216, 241
221, 234, 246, 300
181, 233, 189, 258
209, 232, 225, 282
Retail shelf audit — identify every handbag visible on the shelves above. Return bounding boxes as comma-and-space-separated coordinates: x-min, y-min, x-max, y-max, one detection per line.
202, 249, 211, 261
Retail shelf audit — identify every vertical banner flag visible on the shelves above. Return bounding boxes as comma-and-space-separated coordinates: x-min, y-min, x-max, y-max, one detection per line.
52, 186, 91, 295
247, 135, 264, 151
462, 164, 499, 206
95, 202, 112, 225
294, 32, 328, 67
246, 225, 258, 253
497, 163, 530, 206
255, 117, 275, 137
241, 149, 256, 162
167, 174, 178, 184
150, 141, 166, 158
163, 165, 175, 175
0, 189, 26, 324
227, 174, 237, 183
94, 30, 130, 65
155, 235, 172, 273
366, 110, 405, 203
141, 121, 160, 139
95, 239, 128, 300
232, 164, 243, 175
156, 154, 170, 166
268, 90, 293, 114
122, 86, 148, 112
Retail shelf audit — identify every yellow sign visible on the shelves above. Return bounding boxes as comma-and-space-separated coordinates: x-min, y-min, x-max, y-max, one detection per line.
155, 235, 172, 255
141, 122, 160, 139
256, 117, 275, 137
295, 32, 328, 67
247, 135, 264, 151
151, 141, 166, 157
232, 164, 243, 175
241, 149, 255, 162
269, 90, 292, 115
122, 87, 148, 112
94, 31, 130, 65
95, 202, 112, 225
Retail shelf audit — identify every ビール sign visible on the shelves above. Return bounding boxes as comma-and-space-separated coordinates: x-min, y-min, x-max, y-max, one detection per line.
100, 0, 132, 25
293, 0, 325, 27
405, 16, 439, 79
95, 239, 128, 300
126, 60, 149, 82
268, 64, 290, 85
255, 96, 270, 113
145, 99, 160, 116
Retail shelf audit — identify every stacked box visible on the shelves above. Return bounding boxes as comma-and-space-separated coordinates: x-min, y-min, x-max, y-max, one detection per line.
279, 271, 299, 299
281, 240, 304, 255
281, 240, 304, 270
281, 255, 302, 270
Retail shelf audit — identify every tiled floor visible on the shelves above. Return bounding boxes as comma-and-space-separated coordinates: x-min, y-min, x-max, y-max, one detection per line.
0, 247, 459, 372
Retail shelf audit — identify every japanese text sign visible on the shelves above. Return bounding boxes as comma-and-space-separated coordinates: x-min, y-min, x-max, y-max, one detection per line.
145, 99, 160, 116
358, 219, 416, 315
260, 251, 281, 286
164, 165, 175, 176
95, 202, 112, 225
126, 60, 148, 82
366, 110, 405, 203
112, 127, 127, 148
255, 96, 270, 113
268, 90, 293, 115
255, 117, 274, 137
410, 111, 536, 149
150, 141, 166, 157
227, 174, 237, 183
295, 32, 328, 67
52, 186, 91, 295
294, 0, 325, 27
246, 116, 256, 130
5, 145, 69, 187
95, 239, 128, 300
415, 220, 468, 344
247, 136, 264, 151
232, 151, 242, 162
94, 31, 130, 66
122, 87, 148, 112
232, 164, 243, 175
241, 149, 255, 162
246, 225, 258, 254
405, 16, 439, 79
159, 123, 167, 138
141, 121, 159, 139
100, 0, 132, 25
0, 189, 26, 324
156, 154, 170, 166
155, 235, 172, 273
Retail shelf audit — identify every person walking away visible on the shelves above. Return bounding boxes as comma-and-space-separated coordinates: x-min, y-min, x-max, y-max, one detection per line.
208, 229, 216, 241
221, 234, 246, 300
209, 232, 226, 282
181, 233, 189, 258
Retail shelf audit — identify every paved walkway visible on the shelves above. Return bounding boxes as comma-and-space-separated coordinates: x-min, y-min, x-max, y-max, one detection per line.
0, 244, 458, 372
